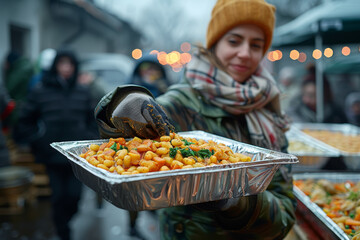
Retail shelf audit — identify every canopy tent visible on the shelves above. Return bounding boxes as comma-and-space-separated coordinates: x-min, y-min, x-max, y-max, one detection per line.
272, 0, 360, 122
325, 55, 360, 74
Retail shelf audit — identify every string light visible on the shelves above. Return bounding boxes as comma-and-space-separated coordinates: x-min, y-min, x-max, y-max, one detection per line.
132, 49, 142, 59
342, 46, 351, 56
312, 49, 322, 59
324, 48, 333, 58
290, 50, 300, 60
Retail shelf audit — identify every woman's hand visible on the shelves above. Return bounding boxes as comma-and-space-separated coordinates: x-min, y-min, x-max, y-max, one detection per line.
107, 92, 175, 139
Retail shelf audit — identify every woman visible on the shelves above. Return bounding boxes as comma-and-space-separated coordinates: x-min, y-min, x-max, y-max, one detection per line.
95, 0, 296, 239
14, 49, 99, 240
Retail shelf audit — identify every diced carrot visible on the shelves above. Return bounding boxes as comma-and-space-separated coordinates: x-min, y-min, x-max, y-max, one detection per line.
153, 157, 166, 167
106, 141, 115, 148
327, 212, 337, 218
345, 219, 360, 226
99, 142, 107, 151
189, 144, 200, 151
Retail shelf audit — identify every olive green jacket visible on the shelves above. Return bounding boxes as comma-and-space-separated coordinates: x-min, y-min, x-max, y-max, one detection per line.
95, 80, 296, 240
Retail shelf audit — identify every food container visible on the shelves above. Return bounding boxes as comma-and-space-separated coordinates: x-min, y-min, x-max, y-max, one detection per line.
286, 127, 340, 172
293, 172, 360, 240
51, 131, 298, 211
292, 123, 360, 170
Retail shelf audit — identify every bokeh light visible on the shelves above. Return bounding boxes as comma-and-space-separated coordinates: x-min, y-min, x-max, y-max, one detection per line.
180, 53, 192, 64
157, 51, 167, 65
312, 49, 322, 59
290, 50, 300, 60
275, 50, 283, 61
324, 48, 333, 58
132, 49, 142, 59
167, 51, 181, 64
180, 42, 191, 52
342, 46, 351, 56
267, 51, 275, 62
298, 52, 307, 63
149, 50, 159, 55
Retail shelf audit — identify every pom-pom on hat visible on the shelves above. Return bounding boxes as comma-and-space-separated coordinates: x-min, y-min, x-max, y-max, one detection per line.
206, 0, 276, 55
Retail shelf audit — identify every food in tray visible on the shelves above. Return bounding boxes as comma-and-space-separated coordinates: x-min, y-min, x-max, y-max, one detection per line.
302, 129, 360, 153
79, 132, 251, 175
294, 179, 360, 239
287, 140, 325, 154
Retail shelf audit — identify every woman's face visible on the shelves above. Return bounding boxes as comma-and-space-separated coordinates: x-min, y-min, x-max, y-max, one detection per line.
215, 24, 265, 83
56, 56, 75, 80
302, 82, 317, 111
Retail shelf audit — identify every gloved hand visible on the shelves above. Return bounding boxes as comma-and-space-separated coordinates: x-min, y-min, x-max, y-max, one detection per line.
105, 91, 175, 139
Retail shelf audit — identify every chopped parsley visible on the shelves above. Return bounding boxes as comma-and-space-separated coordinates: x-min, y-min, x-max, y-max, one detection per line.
169, 147, 214, 159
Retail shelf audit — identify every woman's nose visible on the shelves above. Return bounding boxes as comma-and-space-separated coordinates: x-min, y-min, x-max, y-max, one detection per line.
236, 44, 251, 59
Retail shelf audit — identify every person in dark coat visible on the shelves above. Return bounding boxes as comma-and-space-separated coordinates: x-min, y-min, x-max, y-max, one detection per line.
14, 49, 99, 240
0, 78, 15, 167
130, 53, 171, 97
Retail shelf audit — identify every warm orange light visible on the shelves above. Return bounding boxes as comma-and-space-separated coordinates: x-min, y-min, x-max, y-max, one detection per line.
132, 49, 142, 60
275, 50, 283, 60
157, 51, 167, 65
298, 52, 307, 63
342, 46, 351, 56
312, 49, 322, 59
290, 50, 300, 60
150, 50, 159, 55
180, 42, 191, 52
180, 53, 192, 64
267, 51, 275, 62
167, 51, 181, 64
324, 48, 333, 58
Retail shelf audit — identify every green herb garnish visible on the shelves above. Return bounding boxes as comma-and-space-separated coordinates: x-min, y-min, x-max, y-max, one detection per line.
110, 142, 117, 151
181, 139, 194, 146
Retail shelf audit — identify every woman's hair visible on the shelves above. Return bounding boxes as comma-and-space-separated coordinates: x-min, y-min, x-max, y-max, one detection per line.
197, 45, 226, 72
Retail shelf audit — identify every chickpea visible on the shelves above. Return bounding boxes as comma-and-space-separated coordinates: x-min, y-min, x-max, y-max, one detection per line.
90, 144, 100, 152
160, 136, 171, 142
123, 155, 131, 168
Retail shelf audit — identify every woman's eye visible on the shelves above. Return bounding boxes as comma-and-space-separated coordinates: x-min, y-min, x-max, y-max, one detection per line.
228, 38, 239, 45
251, 44, 262, 49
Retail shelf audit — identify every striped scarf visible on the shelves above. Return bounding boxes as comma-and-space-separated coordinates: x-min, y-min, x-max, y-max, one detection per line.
185, 53, 289, 151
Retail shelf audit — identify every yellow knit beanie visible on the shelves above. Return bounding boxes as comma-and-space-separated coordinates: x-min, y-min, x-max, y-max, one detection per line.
206, 0, 276, 55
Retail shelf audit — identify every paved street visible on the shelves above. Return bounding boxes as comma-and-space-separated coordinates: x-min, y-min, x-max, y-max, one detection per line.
0, 185, 160, 240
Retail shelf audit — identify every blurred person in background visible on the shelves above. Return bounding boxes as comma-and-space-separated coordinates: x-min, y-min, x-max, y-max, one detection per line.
94, 0, 296, 239
78, 70, 107, 103
2, 50, 34, 131
345, 92, 360, 127
14, 49, 100, 240
130, 53, 171, 97
287, 64, 347, 124
278, 66, 300, 113
0, 78, 15, 167
28, 48, 57, 91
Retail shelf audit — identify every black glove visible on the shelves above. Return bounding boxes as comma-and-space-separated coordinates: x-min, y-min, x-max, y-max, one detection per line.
103, 88, 175, 139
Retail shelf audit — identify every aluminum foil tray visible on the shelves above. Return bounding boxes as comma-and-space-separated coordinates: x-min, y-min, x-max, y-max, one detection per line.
292, 123, 360, 170
51, 131, 298, 211
293, 172, 360, 240
286, 127, 340, 171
